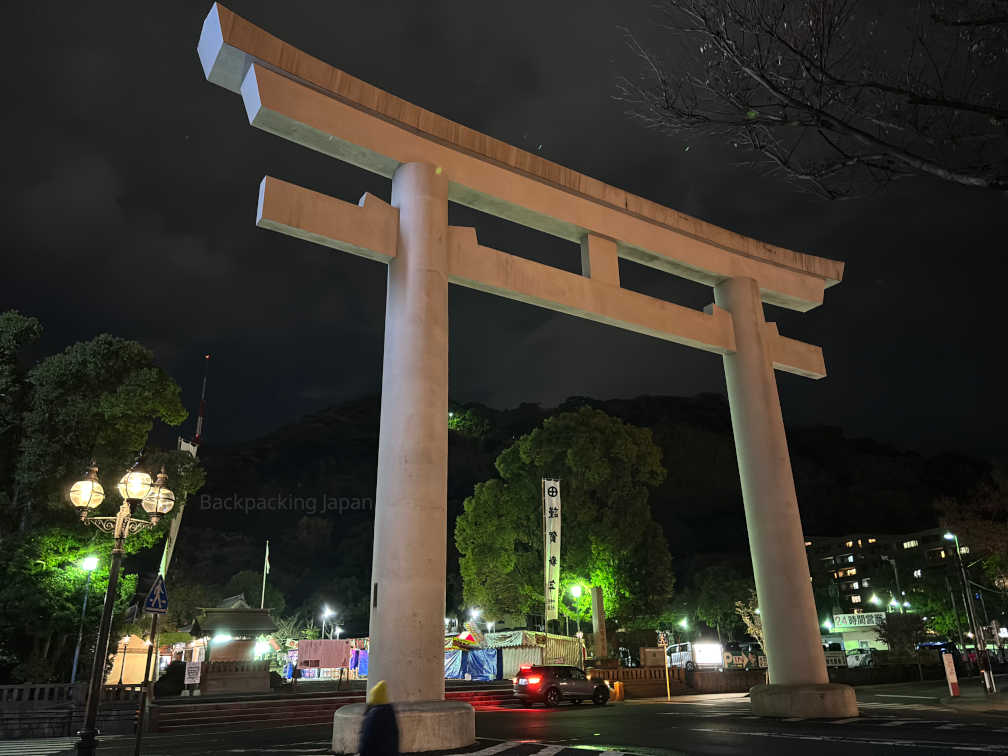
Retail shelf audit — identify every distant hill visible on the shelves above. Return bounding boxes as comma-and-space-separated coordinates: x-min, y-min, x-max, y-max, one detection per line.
166, 393, 992, 623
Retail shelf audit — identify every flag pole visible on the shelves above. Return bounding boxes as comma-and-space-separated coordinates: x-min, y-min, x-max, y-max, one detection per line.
261, 540, 269, 609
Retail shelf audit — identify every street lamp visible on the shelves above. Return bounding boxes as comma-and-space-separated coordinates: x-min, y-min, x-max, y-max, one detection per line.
944, 532, 995, 694
116, 636, 130, 686
69, 461, 173, 756
822, 619, 833, 631
321, 605, 334, 639
334, 626, 343, 640
570, 584, 582, 599
870, 594, 881, 606
70, 557, 99, 684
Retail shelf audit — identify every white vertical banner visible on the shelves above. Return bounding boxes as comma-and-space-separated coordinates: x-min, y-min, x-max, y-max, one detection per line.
543, 478, 562, 622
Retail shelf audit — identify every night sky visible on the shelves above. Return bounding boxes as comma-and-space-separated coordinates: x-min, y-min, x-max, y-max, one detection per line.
3, 1, 1005, 458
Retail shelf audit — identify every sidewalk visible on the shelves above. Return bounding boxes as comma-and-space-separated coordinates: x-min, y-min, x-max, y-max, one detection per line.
938, 676, 1008, 713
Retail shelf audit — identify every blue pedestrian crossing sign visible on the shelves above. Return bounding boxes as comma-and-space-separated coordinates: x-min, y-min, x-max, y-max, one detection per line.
143, 575, 168, 614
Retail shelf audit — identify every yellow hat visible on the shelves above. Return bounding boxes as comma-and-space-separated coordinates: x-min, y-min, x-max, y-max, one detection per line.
367, 680, 389, 705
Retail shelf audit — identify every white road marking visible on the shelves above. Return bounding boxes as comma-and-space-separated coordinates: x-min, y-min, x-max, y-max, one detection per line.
532, 747, 565, 756
445, 741, 523, 756
875, 694, 937, 699
686, 727, 1008, 752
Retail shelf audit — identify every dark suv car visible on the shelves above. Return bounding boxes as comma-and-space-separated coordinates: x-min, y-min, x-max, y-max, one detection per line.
513, 664, 610, 707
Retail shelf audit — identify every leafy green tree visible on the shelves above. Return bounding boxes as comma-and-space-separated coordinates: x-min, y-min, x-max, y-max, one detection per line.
690, 564, 754, 641
0, 528, 137, 682
455, 406, 674, 627
9, 332, 186, 530
874, 613, 927, 661
0, 313, 197, 682
937, 466, 1008, 588
734, 589, 764, 649
224, 569, 286, 615
0, 312, 42, 515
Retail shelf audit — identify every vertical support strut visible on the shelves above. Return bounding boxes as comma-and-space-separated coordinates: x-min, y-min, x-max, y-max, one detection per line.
715, 276, 857, 718
368, 162, 450, 702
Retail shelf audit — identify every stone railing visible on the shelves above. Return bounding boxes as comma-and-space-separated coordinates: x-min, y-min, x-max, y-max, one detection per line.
204, 660, 270, 674
587, 666, 674, 682
100, 684, 144, 702
0, 683, 83, 709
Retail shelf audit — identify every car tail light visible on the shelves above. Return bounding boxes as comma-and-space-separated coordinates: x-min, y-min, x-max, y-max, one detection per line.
511, 677, 517, 684
527, 675, 541, 685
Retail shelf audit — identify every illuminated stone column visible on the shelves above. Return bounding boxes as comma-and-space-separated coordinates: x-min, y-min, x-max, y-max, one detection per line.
715, 276, 857, 718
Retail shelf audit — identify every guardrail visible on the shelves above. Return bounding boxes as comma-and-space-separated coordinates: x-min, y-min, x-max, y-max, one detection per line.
0, 684, 82, 709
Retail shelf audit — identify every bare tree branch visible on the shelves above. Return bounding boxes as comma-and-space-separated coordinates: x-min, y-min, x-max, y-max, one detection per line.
618, 0, 1008, 198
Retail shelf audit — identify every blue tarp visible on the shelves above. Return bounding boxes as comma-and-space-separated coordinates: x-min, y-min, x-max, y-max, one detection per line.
463, 648, 498, 681
444, 649, 463, 678
357, 649, 368, 677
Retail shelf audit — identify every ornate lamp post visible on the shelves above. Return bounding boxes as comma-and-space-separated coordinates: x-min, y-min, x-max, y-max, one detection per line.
69, 461, 174, 756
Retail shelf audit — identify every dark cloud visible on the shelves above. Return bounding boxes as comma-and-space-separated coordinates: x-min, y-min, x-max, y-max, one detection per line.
1, 1, 1004, 456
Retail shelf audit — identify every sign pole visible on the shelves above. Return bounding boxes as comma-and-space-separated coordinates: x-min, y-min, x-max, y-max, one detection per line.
133, 613, 158, 756
133, 574, 167, 756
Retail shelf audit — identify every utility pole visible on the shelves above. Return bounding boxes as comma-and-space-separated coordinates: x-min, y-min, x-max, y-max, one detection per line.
945, 575, 966, 651
945, 533, 995, 695
881, 555, 904, 612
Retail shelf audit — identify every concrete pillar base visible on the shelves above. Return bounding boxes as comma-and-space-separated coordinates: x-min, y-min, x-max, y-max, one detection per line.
331, 700, 475, 753
750, 683, 858, 718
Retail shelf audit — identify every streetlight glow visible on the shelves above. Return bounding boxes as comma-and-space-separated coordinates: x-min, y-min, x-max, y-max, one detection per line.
678, 618, 688, 629
822, 619, 833, 630
117, 470, 153, 501
69, 463, 105, 511
81, 556, 99, 572
570, 584, 582, 598
943, 532, 956, 541
870, 594, 881, 605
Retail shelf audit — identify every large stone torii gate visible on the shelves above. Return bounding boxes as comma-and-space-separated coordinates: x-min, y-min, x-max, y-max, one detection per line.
197, 3, 857, 748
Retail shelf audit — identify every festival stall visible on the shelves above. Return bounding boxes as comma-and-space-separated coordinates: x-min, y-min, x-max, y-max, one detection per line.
484, 631, 584, 678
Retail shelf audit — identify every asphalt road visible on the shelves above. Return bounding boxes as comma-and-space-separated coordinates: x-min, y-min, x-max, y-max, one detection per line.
26, 678, 1008, 756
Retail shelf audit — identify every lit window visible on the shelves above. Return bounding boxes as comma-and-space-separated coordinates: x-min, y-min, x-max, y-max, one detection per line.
848, 555, 855, 563
903, 540, 919, 549
861, 578, 870, 587
959, 546, 970, 555
845, 540, 854, 548
851, 595, 862, 604
868, 538, 876, 544
805, 541, 812, 547
845, 568, 857, 576
849, 581, 860, 590
913, 569, 922, 578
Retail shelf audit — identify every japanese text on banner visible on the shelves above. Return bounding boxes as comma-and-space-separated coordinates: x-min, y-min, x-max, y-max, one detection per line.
543, 479, 562, 621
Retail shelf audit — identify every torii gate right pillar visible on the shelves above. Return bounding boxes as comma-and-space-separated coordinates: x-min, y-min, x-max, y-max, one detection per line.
715, 277, 857, 718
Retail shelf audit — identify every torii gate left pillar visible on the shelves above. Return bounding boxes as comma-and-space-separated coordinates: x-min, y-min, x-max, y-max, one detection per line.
370, 162, 451, 701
